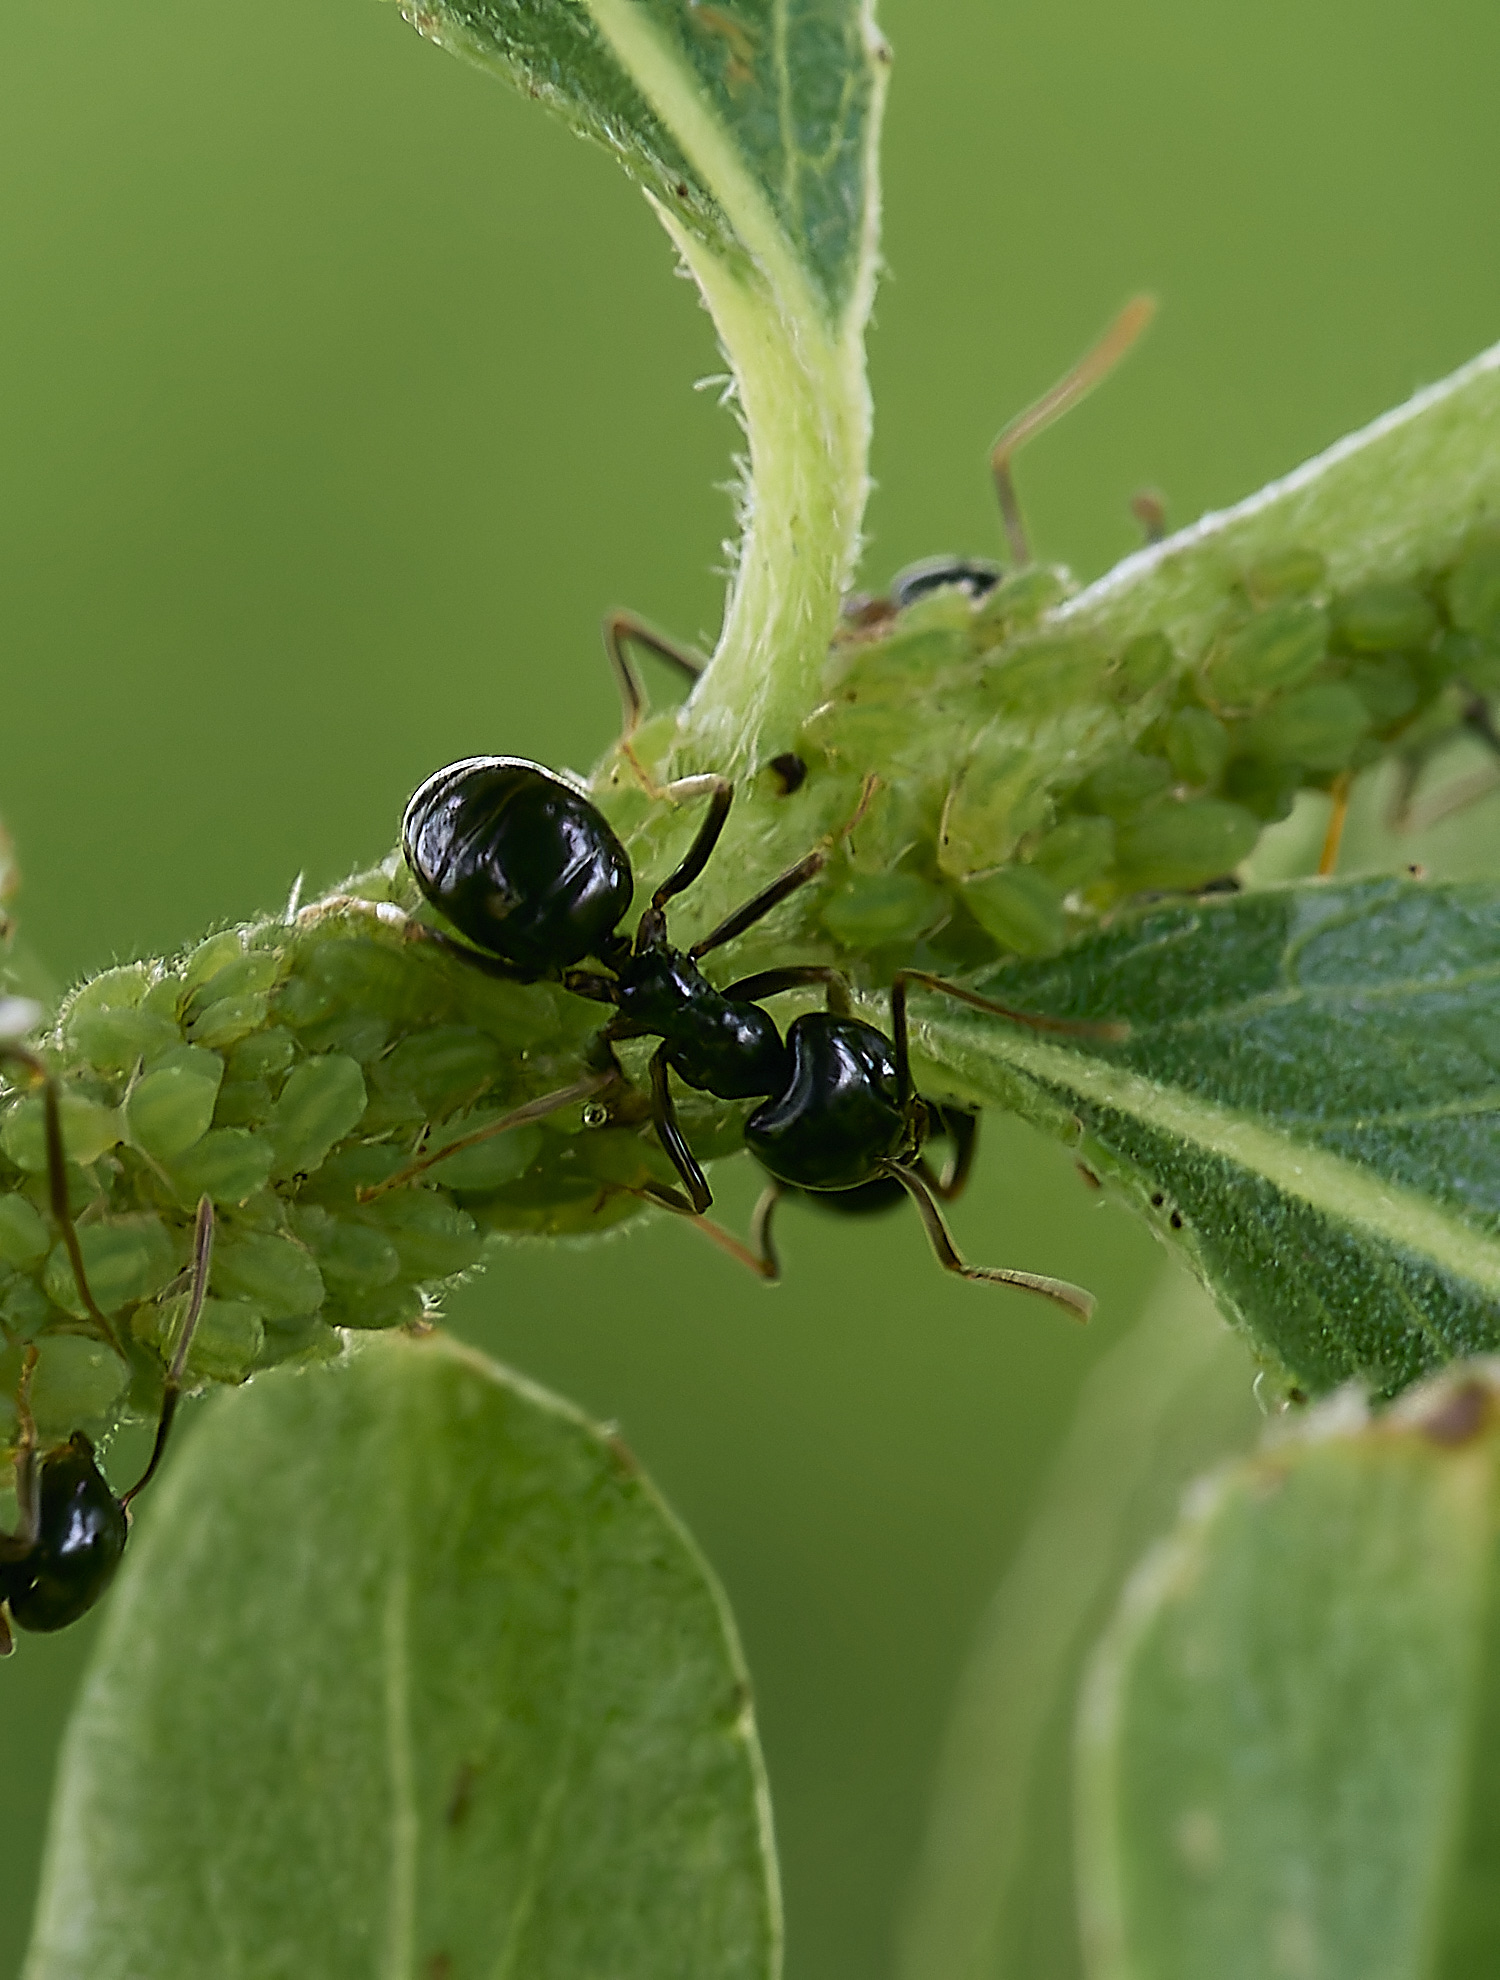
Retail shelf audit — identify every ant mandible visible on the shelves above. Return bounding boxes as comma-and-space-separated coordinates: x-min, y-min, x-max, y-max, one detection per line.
0, 1047, 214, 1652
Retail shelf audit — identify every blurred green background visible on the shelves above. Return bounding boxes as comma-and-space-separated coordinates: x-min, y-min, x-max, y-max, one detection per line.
1, 1, 1498, 1974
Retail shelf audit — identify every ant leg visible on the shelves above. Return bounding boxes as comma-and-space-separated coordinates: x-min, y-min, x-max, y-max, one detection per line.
928, 1107, 979, 1202
630, 1179, 780, 1282
890, 971, 1126, 1110
720, 964, 853, 1017
688, 852, 827, 961
990, 295, 1156, 567
603, 609, 706, 737
883, 1162, 1094, 1321
603, 612, 724, 806
648, 1045, 712, 1213
356, 1071, 616, 1202
123, 1196, 215, 1507
749, 1182, 784, 1279
647, 781, 734, 917
0, 1046, 123, 1357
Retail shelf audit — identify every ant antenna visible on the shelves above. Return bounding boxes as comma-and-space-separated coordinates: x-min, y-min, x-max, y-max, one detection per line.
123, 1194, 215, 1507
990, 295, 1158, 567
0, 1045, 125, 1358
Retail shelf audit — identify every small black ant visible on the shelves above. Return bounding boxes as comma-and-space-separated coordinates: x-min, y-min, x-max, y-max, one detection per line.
394, 625, 1120, 1316
0, 1046, 213, 1651
387, 302, 1160, 1311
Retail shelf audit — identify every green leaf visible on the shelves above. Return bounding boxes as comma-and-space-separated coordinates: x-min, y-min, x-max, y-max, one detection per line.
404, 0, 890, 761
909, 876, 1500, 1399
898, 1276, 1258, 1980
24, 1333, 779, 1980
1077, 1362, 1500, 1980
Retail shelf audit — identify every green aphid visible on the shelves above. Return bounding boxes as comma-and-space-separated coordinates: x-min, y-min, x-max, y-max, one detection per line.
421, 1120, 545, 1192
354, 1191, 483, 1282
973, 564, 1070, 636
1242, 547, 1327, 602
1113, 799, 1261, 892
824, 625, 972, 701
1204, 600, 1329, 706
1434, 628, 1500, 693
64, 963, 152, 1018
126, 1047, 224, 1161
68, 1004, 182, 1074
821, 872, 944, 948
978, 633, 1112, 717
266, 1053, 367, 1180
1243, 682, 1371, 773
1029, 815, 1116, 892
938, 741, 1052, 873
325, 1282, 425, 1332
213, 1079, 272, 1129
1332, 582, 1439, 653
181, 930, 246, 993
43, 1215, 178, 1322
376, 1026, 505, 1119
226, 1026, 298, 1081
0, 1192, 49, 1269
2, 1090, 123, 1172
959, 866, 1067, 957
0, 1276, 51, 1341
1346, 656, 1420, 728
212, 1229, 325, 1321
13, 1334, 131, 1443
1078, 754, 1173, 821
1163, 707, 1232, 788
189, 992, 272, 1051
298, 1143, 408, 1207
162, 1128, 275, 1208
144, 1292, 264, 1385
1112, 632, 1177, 699
575, 1127, 676, 1191
1444, 534, 1500, 642
1221, 754, 1302, 822
185, 948, 282, 1015
291, 1207, 401, 1291
140, 974, 188, 1023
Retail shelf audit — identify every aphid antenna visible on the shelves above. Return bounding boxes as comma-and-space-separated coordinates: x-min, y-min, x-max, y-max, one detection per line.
122, 1194, 215, 1508
990, 294, 1158, 567
357, 1071, 619, 1203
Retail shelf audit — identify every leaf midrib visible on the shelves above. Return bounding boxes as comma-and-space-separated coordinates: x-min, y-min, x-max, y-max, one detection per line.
917, 1020, 1500, 1297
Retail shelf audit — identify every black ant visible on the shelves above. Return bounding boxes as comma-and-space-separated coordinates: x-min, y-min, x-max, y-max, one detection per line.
0, 1046, 213, 1651
384, 301, 1158, 1313
392, 624, 1121, 1316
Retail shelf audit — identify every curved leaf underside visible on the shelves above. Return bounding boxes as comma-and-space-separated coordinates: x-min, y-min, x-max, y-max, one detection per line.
909, 878, 1500, 1397
25, 1333, 779, 1980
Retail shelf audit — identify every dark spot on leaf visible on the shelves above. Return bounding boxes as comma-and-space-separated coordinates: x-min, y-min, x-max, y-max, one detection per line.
1169, 1210, 1184, 1230
427, 1956, 453, 1980
1421, 1378, 1492, 1447
1286, 1387, 1310, 1407
1149, 1191, 1165, 1208
1075, 1163, 1101, 1191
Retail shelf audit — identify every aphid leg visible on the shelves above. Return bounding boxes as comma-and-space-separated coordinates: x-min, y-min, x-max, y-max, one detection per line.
633, 1178, 780, 1282
719, 964, 854, 1017
356, 1072, 617, 1202
0, 1045, 124, 1357
123, 1196, 215, 1508
889, 971, 1126, 1109
883, 1161, 1094, 1321
990, 295, 1157, 567
602, 610, 721, 804
648, 1045, 712, 1213
643, 780, 735, 929
1318, 772, 1353, 877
